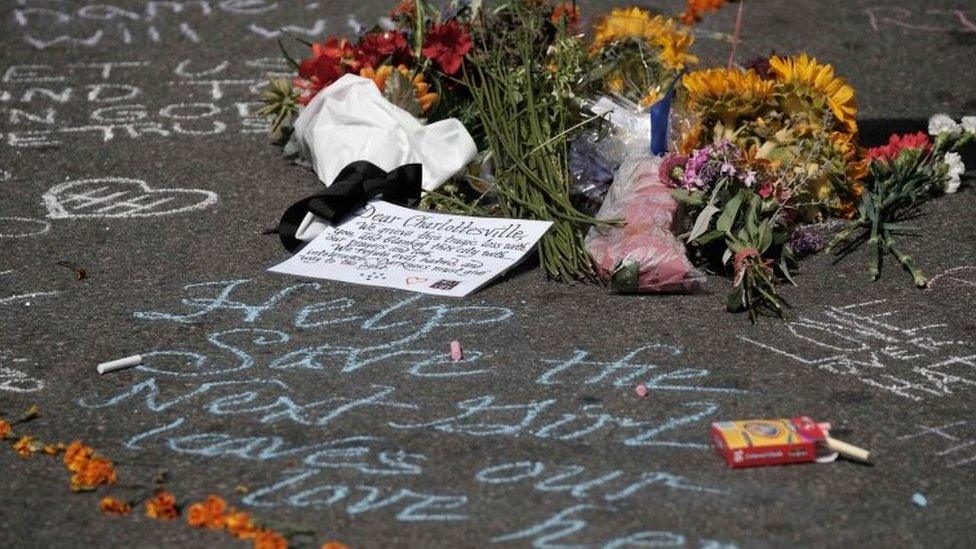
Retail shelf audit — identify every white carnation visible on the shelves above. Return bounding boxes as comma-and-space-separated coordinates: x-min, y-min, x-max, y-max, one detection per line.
943, 151, 965, 194
928, 113, 962, 137
962, 116, 976, 135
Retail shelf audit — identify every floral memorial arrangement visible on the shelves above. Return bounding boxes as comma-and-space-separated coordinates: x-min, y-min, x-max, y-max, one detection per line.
259, 0, 972, 322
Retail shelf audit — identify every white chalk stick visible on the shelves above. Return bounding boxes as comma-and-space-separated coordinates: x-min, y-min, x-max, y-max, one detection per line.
824, 436, 871, 463
96, 354, 142, 375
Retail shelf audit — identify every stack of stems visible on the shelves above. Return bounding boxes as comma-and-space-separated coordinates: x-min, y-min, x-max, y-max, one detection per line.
465, 9, 596, 282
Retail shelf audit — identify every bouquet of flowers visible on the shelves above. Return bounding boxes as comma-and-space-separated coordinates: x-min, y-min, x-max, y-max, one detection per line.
828, 115, 973, 287
658, 55, 865, 320
257, 0, 971, 322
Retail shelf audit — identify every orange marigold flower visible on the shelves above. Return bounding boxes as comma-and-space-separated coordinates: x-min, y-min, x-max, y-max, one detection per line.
225, 511, 258, 539
13, 436, 38, 458
253, 530, 288, 549
64, 440, 94, 472
186, 495, 228, 529
680, 0, 729, 25
550, 2, 581, 30
70, 456, 117, 491
321, 543, 350, 549
0, 419, 11, 439
186, 502, 208, 527
100, 497, 132, 515
390, 0, 415, 19
146, 490, 179, 520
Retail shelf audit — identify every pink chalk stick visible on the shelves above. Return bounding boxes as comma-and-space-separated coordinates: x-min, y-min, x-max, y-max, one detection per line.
450, 340, 463, 362
635, 384, 648, 398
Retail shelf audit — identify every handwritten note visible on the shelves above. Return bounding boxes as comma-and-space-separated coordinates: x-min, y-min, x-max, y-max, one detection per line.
269, 201, 552, 296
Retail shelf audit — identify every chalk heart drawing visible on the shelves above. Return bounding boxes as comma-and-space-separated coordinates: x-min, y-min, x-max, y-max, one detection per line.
43, 177, 218, 219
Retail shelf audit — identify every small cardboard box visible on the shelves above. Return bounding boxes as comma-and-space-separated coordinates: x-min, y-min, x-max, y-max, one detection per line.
711, 417, 825, 468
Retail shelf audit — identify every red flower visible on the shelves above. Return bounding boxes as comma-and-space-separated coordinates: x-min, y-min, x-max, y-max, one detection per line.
865, 131, 931, 163
422, 21, 473, 75
295, 37, 362, 104
358, 30, 412, 68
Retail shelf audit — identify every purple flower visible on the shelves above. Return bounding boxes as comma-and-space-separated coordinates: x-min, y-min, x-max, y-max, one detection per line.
742, 170, 757, 187
789, 227, 826, 258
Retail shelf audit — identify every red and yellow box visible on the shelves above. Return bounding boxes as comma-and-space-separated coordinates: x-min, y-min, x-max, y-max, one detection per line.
710, 417, 827, 468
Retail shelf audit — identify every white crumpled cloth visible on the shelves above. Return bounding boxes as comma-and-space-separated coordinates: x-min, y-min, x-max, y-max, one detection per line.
290, 74, 478, 242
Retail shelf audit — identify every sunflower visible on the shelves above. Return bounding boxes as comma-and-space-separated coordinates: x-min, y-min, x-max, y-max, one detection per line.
769, 54, 857, 135
591, 7, 671, 52
682, 68, 773, 127
360, 65, 439, 113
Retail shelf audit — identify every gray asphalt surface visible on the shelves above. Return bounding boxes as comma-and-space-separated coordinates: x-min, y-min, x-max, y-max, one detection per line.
1, 1, 975, 548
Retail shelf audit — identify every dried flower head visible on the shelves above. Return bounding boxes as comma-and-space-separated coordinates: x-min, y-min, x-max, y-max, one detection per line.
0, 419, 11, 439
100, 497, 132, 516
146, 490, 179, 520
225, 511, 258, 539
187, 495, 228, 529
13, 436, 39, 458
64, 441, 94, 472
680, 0, 729, 25
69, 456, 117, 491
253, 530, 288, 549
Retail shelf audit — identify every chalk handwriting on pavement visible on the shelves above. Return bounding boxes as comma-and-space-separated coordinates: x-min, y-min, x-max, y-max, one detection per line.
898, 421, 976, 469
76, 278, 738, 546
43, 177, 218, 219
0, 366, 45, 393
740, 300, 975, 402
865, 7, 976, 34
11, 3, 335, 49
2, 59, 287, 147
0, 216, 51, 238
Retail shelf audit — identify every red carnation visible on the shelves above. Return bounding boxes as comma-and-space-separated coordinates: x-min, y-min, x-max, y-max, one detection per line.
865, 131, 931, 163
422, 21, 473, 75
358, 30, 412, 69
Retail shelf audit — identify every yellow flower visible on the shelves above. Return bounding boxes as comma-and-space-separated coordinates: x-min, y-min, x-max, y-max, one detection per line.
100, 497, 132, 516
145, 490, 179, 520
682, 68, 773, 126
769, 54, 857, 134
591, 7, 671, 52
653, 27, 699, 71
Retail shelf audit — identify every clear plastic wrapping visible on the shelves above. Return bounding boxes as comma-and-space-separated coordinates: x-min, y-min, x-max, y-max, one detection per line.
585, 155, 705, 294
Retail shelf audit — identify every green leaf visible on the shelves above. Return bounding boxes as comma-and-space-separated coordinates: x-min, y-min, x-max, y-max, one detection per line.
716, 191, 744, 234
688, 204, 721, 243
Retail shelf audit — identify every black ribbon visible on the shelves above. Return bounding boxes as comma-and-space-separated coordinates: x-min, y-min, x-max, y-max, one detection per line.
277, 161, 423, 253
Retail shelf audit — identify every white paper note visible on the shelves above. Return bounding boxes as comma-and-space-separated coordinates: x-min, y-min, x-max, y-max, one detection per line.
269, 200, 553, 296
